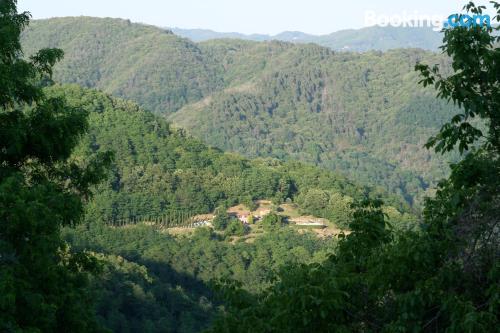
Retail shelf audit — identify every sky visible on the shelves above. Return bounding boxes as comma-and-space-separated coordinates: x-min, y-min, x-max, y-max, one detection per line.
17, 0, 495, 35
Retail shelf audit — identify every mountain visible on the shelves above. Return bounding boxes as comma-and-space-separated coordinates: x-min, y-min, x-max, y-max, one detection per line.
22, 17, 458, 206
171, 25, 443, 52
311, 26, 443, 51
22, 17, 224, 114
273, 31, 316, 42
170, 27, 271, 42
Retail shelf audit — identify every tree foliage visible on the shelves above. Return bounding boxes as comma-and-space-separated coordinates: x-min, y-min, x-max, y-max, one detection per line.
64, 223, 338, 332
261, 213, 285, 232
0, 1, 110, 331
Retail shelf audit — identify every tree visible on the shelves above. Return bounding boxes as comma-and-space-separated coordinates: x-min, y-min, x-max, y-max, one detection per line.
416, 2, 500, 154
212, 207, 230, 231
260, 213, 284, 232
327, 192, 353, 228
0, 1, 111, 331
225, 219, 246, 237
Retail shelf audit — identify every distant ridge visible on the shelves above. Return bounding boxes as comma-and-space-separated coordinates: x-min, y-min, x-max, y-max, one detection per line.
170, 25, 443, 52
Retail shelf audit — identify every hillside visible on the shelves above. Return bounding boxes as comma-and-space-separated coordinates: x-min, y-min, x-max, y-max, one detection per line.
50, 85, 412, 331
171, 25, 443, 52
22, 17, 224, 114
49, 85, 410, 225
22, 17, 459, 206
172, 43, 459, 206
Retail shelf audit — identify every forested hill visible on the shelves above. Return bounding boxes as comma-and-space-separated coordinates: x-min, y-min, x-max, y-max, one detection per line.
22, 17, 460, 207
171, 25, 443, 52
51, 85, 411, 225
37, 84, 411, 331
170, 43, 459, 206
22, 17, 224, 114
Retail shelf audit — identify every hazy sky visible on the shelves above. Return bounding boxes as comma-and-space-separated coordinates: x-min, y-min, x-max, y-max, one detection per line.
17, 0, 494, 35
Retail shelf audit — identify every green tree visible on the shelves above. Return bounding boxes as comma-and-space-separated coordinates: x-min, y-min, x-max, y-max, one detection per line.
225, 219, 246, 237
260, 213, 284, 232
0, 1, 110, 331
212, 207, 230, 231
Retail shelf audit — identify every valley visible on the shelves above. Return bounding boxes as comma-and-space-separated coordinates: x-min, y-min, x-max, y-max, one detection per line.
4, 1, 499, 331
22, 17, 461, 207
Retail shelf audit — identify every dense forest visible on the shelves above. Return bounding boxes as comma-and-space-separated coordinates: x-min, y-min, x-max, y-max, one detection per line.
22, 84, 411, 331
2, 0, 499, 332
171, 44, 460, 207
21, 18, 460, 207
49, 84, 411, 224
65, 224, 340, 332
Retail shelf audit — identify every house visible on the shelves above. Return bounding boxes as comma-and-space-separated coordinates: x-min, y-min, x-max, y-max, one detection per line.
237, 213, 250, 224
254, 209, 271, 220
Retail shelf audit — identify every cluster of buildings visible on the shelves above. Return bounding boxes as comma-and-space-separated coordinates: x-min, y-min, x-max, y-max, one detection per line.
192, 205, 327, 229
230, 207, 271, 225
